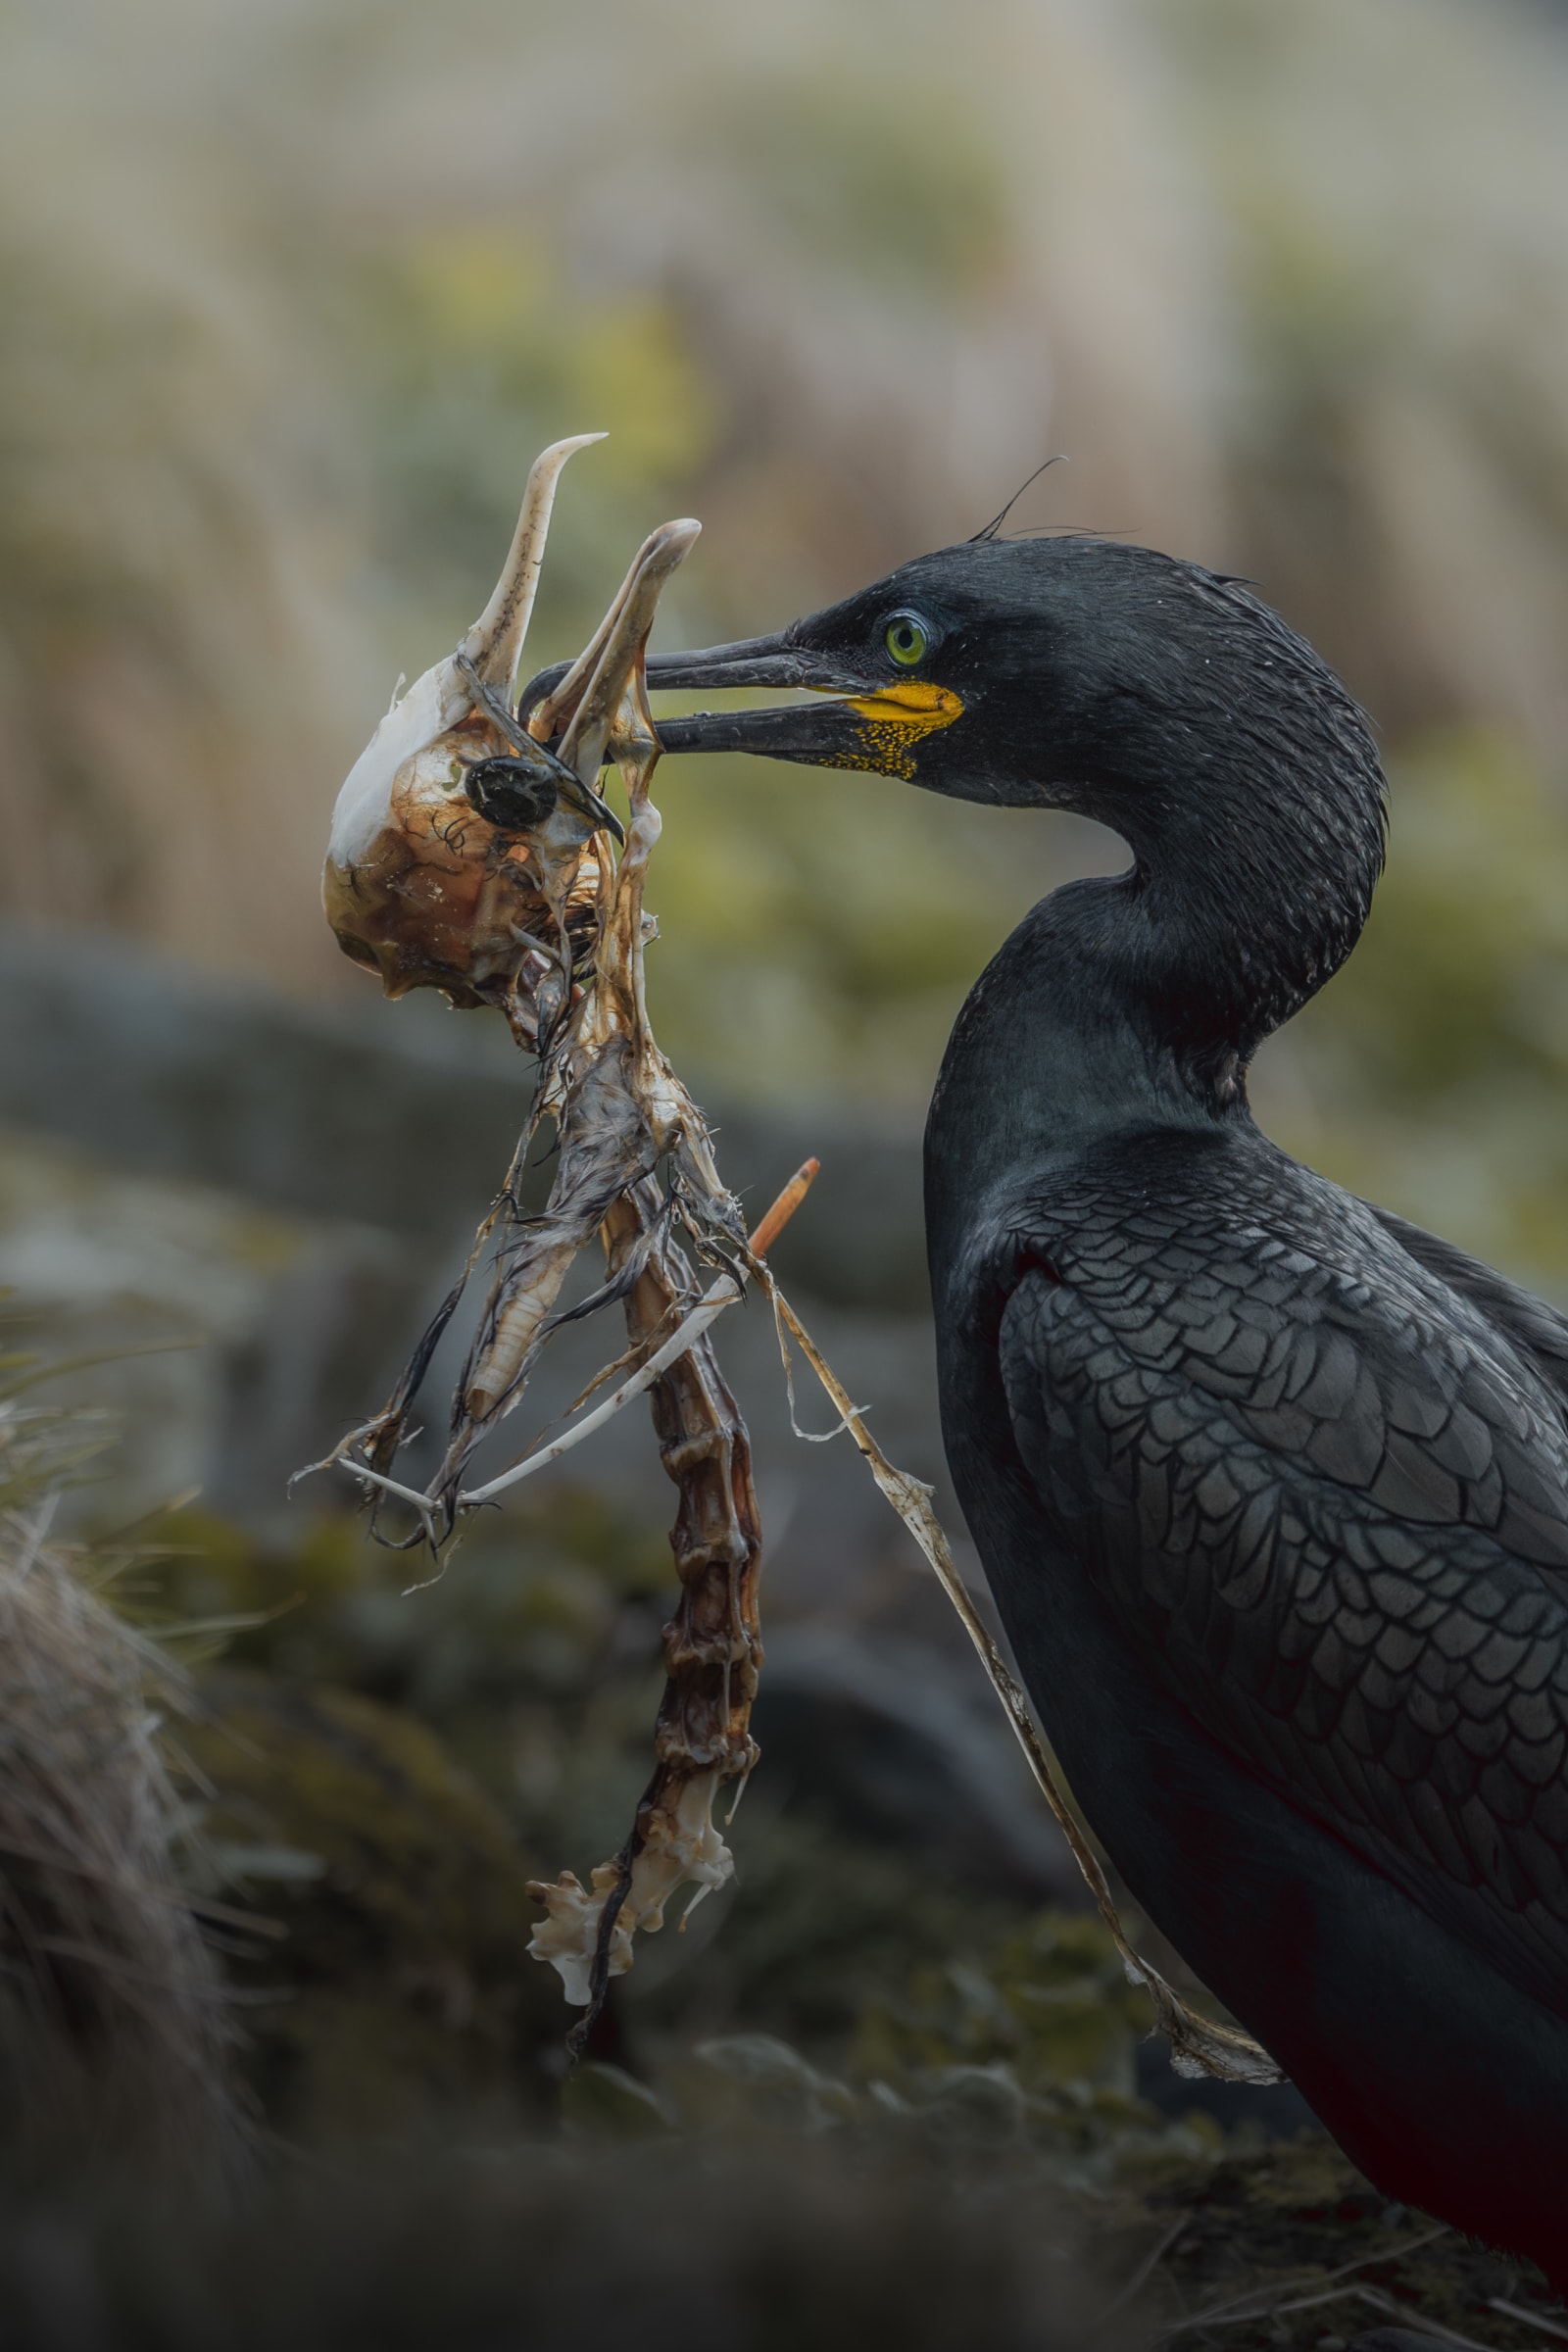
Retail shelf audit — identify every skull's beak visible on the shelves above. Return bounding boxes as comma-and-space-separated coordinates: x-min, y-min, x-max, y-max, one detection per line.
462, 433, 608, 705
534, 518, 704, 784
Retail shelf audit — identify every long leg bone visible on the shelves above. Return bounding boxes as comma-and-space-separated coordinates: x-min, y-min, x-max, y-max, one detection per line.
526, 1177, 764, 2036
521, 1160, 815, 2034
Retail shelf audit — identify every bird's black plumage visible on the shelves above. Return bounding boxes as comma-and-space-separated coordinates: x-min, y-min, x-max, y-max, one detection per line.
531, 537, 1568, 2278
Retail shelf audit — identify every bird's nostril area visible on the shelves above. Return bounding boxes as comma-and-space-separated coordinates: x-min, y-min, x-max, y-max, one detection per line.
464, 757, 561, 833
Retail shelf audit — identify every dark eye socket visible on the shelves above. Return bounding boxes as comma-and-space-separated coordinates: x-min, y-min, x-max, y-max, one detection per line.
883, 611, 932, 667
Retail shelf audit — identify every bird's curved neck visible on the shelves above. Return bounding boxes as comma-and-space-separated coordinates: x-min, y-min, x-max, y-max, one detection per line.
925, 850, 1356, 1266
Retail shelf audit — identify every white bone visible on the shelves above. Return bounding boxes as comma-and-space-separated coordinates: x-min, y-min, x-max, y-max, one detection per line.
466, 432, 608, 697
556, 518, 701, 783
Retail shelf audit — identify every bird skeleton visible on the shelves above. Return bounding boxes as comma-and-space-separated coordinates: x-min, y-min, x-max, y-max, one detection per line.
314, 437, 779, 2036
308, 435, 1279, 2081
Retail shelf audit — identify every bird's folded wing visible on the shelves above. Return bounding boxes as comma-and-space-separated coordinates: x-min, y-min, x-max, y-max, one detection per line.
1368, 1200, 1568, 1408
1000, 1183, 1568, 2019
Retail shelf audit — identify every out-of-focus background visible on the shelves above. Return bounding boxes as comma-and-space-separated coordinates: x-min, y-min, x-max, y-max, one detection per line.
3, 0, 1568, 2320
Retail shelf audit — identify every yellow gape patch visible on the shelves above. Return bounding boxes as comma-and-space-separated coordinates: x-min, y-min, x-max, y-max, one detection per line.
835, 679, 964, 779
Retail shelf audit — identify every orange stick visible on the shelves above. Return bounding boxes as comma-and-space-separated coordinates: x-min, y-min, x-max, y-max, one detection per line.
748, 1157, 820, 1257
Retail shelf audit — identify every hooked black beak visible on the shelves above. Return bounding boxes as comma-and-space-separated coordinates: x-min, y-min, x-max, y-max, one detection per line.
519, 632, 964, 776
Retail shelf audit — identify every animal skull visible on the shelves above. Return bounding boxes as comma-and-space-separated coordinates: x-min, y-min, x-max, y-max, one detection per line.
322, 432, 614, 1008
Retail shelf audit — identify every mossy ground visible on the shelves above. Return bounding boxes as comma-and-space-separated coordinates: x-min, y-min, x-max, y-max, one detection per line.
1086, 2139, 1558, 2340
125, 1501, 1567, 2328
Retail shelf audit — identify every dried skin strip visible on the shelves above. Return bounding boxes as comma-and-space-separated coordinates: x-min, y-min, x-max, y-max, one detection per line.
456, 1038, 659, 1425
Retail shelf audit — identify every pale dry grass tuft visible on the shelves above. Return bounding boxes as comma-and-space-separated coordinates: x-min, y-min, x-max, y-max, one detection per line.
0, 1393, 242, 2181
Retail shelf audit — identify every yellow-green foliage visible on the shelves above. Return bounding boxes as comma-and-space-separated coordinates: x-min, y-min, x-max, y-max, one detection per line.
1318, 732, 1568, 1111
855, 1911, 1155, 2100
639, 760, 1058, 1100
712, 75, 1008, 302
340, 233, 716, 647
8, 0, 1568, 1134
841, 1912, 1219, 2184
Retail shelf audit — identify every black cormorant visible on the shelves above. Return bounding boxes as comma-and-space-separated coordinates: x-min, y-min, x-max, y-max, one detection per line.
524, 539, 1568, 2278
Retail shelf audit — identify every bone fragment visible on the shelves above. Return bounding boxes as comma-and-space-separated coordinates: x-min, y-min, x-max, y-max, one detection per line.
525, 1165, 765, 2042
311, 447, 780, 2026
528, 1770, 733, 2005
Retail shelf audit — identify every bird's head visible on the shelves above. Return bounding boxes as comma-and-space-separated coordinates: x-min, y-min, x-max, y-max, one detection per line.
578, 536, 1384, 876
523, 531, 1387, 1056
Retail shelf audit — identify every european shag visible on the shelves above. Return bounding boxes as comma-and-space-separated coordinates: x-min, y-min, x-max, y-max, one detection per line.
524, 539, 1568, 2279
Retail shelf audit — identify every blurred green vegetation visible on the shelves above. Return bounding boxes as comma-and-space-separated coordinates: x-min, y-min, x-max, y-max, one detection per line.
1257, 728, 1568, 1283
136, 1492, 1244, 2181
341, 233, 717, 642
711, 78, 1010, 303
2, 0, 1567, 1239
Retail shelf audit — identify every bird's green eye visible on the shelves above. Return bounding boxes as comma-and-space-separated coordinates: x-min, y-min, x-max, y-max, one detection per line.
885, 614, 927, 667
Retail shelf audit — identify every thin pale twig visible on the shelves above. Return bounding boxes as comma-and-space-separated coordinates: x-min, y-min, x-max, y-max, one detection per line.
1152, 2224, 1450, 2344
1490, 2302, 1568, 2344
1094, 2216, 1189, 2324
1349, 2288, 1494, 2352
